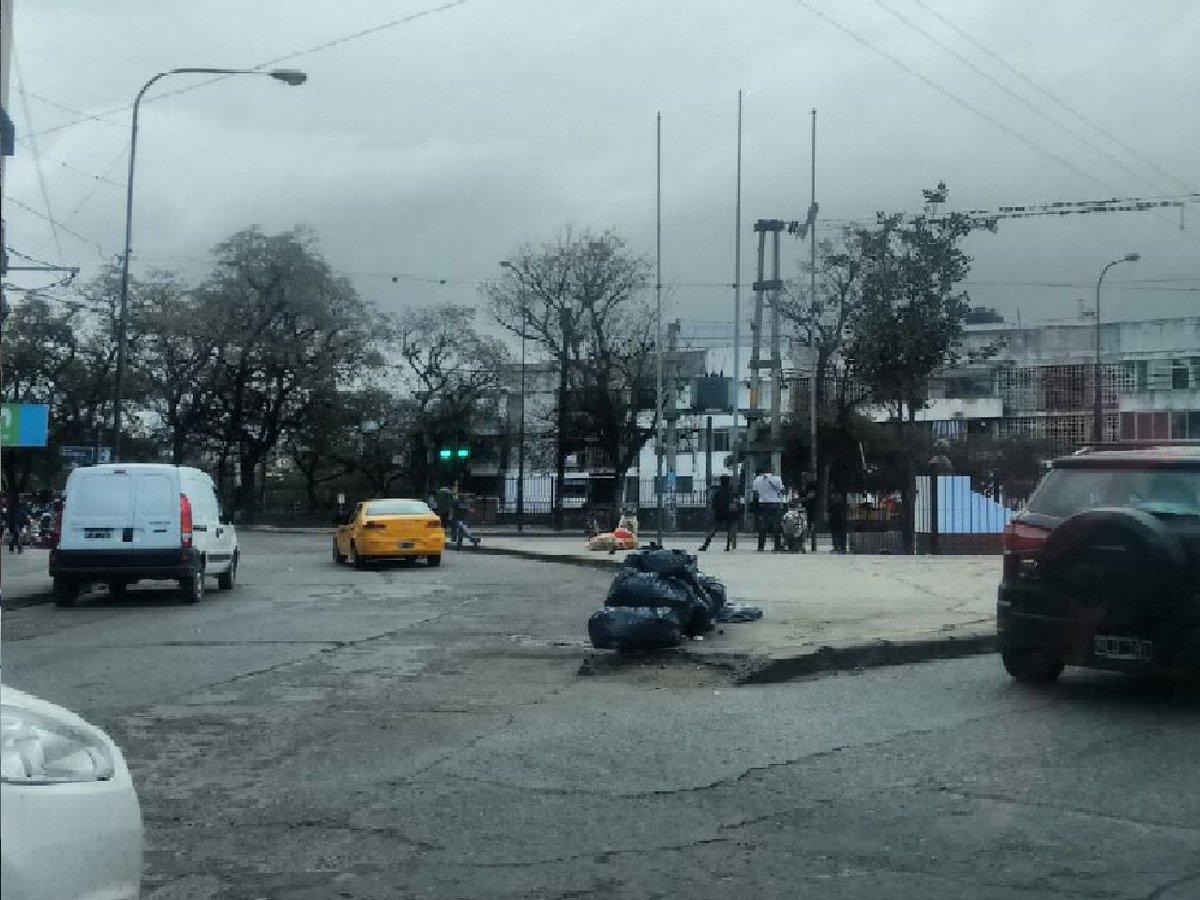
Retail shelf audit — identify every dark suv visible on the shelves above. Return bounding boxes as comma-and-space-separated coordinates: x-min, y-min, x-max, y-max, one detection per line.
998, 444, 1200, 683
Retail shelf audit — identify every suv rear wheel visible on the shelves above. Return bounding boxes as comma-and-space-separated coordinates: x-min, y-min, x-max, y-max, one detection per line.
1002, 647, 1065, 684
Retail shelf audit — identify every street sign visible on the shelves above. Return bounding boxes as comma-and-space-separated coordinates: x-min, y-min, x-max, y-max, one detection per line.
60, 445, 111, 465
0, 404, 50, 447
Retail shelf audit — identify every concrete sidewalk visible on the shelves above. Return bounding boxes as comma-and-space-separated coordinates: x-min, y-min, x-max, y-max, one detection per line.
471, 535, 1002, 682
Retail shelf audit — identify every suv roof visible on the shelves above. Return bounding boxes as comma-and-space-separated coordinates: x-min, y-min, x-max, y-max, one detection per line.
1055, 443, 1200, 470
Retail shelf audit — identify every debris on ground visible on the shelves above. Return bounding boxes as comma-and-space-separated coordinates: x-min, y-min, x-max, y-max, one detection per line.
586, 546, 760, 651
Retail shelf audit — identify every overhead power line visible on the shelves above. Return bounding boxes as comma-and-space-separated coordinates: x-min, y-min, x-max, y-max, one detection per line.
12, 49, 66, 264
872, 0, 1181, 197
908, 0, 1196, 195
24, 0, 472, 141
4, 196, 107, 257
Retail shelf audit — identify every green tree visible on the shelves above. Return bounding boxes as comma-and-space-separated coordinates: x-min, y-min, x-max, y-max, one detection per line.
842, 184, 996, 551
194, 226, 381, 518
391, 303, 509, 495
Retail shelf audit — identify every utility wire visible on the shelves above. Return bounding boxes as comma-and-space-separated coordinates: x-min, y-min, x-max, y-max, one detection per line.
792, 0, 1199, 244
13, 49, 66, 264
908, 0, 1196, 195
4, 197, 106, 257
24, 0, 472, 140
873, 0, 1180, 197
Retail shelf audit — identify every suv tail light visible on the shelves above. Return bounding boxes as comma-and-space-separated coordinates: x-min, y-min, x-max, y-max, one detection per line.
1003, 521, 1050, 554
180, 493, 193, 549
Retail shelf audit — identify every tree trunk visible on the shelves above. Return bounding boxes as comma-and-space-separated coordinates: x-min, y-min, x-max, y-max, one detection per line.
900, 401, 917, 555
553, 354, 569, 532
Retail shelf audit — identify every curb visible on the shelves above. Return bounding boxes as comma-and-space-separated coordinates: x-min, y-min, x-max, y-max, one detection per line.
1, 588, 55, 610
470, 545, 622, 571
688, 632, 999, 685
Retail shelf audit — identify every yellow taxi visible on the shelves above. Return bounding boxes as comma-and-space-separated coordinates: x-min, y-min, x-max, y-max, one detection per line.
333, 499, 446, 568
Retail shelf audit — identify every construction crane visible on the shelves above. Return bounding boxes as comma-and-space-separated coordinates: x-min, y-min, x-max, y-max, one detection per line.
808, 193, 1195, 233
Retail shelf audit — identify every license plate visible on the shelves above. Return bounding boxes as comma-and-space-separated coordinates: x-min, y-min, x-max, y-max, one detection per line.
398, 541, 415, 549
84, 528, 113, 539
1093, 636, 1153, 661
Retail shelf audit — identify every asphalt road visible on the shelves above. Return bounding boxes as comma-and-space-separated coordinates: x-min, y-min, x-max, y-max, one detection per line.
3, 532, 1199, 900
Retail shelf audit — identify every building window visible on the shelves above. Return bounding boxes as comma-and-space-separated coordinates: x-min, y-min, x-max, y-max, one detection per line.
1170, 412, 1188, 439
1135, 360, 1149, 392
1172, 359, 1191, 390
1120, 412, 1135, 440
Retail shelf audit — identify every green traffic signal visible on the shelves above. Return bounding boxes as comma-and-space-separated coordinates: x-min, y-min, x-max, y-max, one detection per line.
456, 448, 470, 458
438, 448, 452, 460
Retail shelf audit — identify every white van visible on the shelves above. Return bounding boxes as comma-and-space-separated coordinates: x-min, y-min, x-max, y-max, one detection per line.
49, 464, 239, 606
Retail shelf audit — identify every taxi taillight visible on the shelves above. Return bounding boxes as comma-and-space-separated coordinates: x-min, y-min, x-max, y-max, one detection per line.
362, 521, 386, 530
426, 520, 442, 529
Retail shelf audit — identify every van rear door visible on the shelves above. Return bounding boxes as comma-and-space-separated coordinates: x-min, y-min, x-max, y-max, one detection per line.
60, 468, 135, 551
132, 469, 179, 549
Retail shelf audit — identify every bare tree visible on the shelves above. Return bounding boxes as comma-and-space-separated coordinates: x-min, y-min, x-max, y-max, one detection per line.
482, 228, 654, 528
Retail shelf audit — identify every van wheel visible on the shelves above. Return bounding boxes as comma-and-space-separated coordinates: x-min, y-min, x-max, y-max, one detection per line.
332, 540, 346, 565
107, 582, 127, 598
217, 554, 238, 591
180, 571, 205, 604
53, 578, 78, 608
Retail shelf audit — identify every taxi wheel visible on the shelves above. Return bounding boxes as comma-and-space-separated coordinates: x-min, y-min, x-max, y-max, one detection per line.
427, 554, 442, 567
332, 539, 346, 565
349, 542, 368, 570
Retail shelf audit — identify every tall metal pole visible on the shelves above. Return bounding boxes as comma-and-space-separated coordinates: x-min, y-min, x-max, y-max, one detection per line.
655, 111, 665, 546
731, 91, 744, 502
110, 67, 306, 462
1092, 254, 1139, 443
809, 108, 819, 550
516, 328, 526, 531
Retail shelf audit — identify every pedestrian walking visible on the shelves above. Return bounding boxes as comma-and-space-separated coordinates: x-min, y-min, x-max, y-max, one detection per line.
6, 497, 30, 554
751, 464, 786, 552
450, 493, 481, 550
698, 474, 740, 552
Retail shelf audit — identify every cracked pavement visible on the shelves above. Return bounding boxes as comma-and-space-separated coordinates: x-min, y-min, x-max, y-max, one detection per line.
3, 532, 1199, 899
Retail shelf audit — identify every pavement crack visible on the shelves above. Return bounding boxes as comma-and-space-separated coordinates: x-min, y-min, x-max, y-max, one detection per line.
934, 787, 1200, 834
1146, 868, 1200, 900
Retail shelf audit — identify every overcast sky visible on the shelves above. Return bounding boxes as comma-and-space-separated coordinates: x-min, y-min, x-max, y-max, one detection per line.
4, 0, 1198, 342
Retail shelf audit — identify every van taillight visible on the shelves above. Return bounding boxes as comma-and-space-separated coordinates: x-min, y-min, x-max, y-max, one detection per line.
180, 494, 193, 549
1003, 521, 1049, 554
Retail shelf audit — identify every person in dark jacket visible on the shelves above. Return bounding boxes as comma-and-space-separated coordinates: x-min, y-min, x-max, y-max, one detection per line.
6, 498, 30, 553
828, 490, 849, 554
699, 474, 740, 552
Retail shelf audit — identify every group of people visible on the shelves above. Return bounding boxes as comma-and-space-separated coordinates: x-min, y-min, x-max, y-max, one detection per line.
698, 465, 850, 554
1, 495, 60, 554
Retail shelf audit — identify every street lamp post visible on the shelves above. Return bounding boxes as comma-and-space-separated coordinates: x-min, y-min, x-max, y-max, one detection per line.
500, 260, 528, 532
1092, 253, 1140, 443
110, 67, 306, 462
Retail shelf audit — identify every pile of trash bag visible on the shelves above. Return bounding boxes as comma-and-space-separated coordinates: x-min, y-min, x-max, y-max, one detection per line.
587, 547, 729, 651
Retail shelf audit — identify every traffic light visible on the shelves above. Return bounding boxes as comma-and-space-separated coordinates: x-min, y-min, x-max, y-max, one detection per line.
438, 448, 452, 460
438, 447, 470, 460
456, 448, 470, 458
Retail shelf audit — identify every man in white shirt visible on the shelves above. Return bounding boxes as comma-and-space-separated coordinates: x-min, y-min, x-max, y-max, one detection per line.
751, 464, 787, 552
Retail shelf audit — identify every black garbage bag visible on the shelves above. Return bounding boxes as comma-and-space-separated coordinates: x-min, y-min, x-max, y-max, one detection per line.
698, 575, 727, 612
607, 570, 695, 612
716, 603, 763, 624
588, 606, 683, 650
607, 569, 715, 637
621, 547, 698, 576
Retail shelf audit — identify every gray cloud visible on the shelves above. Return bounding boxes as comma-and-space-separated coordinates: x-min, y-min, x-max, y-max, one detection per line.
5, 0, 1198, 331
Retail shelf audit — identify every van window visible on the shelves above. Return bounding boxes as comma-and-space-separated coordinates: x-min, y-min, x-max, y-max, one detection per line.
136, 473, 177, 519
69, 473, 132, 518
